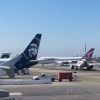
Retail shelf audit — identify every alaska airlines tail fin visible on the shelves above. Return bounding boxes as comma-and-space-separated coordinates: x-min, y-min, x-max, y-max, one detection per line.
82, 48, 95, 60
22, 34, 41, 60
15, 34, 42, 69
0, 34, 42, 78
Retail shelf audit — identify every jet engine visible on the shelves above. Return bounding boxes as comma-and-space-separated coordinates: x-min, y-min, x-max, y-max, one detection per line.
70, 65, 75, 69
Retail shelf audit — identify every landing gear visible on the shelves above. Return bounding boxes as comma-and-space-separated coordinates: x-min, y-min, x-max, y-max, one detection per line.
87, 67, 90, 70
79, 67, 83, 70
70, 65, 74, 69
87, 65, 93, 70
75, 67, 78, 70
51, 78, 55, 82
90, 65, 93, 69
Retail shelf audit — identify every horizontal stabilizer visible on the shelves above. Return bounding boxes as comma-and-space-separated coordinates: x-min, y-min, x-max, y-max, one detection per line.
0, 55, 22, 78
0, 66, 10, 69
0, 68, 6, 77
4, 68, 15, 78
1, 55, 22, 67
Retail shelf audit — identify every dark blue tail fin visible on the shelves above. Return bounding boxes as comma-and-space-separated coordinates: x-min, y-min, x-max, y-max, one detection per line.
15, 34, 42, 69
22, 34, 42, 60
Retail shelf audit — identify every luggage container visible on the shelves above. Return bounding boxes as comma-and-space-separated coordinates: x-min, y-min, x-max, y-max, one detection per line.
58, 72, 72, 81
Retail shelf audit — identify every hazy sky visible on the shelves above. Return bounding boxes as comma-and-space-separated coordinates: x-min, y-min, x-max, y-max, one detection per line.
0, 0, 100, 58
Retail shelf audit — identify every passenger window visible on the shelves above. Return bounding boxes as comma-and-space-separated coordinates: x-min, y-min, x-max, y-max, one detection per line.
43, 74, 45, 77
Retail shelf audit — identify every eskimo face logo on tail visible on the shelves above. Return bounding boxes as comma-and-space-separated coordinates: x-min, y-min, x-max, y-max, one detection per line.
28, 43, 38, 57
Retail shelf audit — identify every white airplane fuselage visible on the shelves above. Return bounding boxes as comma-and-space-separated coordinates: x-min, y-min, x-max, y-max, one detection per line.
38, 48, 95, 65
38, 57, 82, 64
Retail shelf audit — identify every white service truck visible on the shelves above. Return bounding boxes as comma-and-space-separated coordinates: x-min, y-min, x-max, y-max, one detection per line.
33, 73, 57, 82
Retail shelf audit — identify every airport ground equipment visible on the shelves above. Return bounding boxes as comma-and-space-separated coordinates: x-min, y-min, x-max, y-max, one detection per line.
58, 72, 72, 81
0, 89, 9, 98
15, 68, 29, 75
33, 73, 57, 82
25, 68, 29, 75
20, 68, 29, 75
72, 72, 77, 81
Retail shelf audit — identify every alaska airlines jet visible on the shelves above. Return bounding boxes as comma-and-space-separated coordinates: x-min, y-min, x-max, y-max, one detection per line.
38, 48, 95, 64
0, 34, 42, 78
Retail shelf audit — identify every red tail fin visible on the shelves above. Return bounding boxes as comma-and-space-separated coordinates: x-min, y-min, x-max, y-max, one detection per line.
82, 48, 94, 60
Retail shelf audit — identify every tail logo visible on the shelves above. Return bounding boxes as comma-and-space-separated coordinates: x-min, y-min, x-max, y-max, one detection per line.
28, 43, 38, 57
85, 50, 94, 58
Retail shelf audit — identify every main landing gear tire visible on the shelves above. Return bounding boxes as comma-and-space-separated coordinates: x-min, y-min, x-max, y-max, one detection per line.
70, 65, 74, 69
51, 78, 55, 82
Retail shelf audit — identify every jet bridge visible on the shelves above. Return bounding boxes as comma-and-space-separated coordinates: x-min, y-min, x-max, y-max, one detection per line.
1, 52, 11, 59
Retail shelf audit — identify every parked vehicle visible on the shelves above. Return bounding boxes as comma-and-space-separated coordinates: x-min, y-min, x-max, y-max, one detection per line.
33, 73, 57, 82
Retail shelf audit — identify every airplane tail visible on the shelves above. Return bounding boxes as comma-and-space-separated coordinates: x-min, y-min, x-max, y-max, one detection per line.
1, 34, 42, 78
22, 34, 41, 60
82, 48, 95, 60
15, 34, 42, 68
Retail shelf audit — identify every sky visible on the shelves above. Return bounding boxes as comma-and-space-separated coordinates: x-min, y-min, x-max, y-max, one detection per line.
0, 0, 100, 58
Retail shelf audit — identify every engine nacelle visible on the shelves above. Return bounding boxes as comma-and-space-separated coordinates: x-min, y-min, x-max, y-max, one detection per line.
89, 65, 93, 69
87, 65, 93, 70
70, 65, 74, 69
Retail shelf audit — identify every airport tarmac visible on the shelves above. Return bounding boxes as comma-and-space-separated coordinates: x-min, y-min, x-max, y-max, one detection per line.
0, 64, 100, 100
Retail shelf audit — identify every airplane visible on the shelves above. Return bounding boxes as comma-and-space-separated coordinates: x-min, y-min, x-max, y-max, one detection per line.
64, 48, 96, 70
70, 59, 94, 70
38, 48, 95, 66
0, 34, 42, 78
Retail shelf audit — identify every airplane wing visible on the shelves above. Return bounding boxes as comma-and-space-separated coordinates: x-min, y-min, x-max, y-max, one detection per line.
0, 68, 7, 77
89, 63, 100, 66
0, 55, 22, 78
64, 62, 100, 66
55, 60, 77, 65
